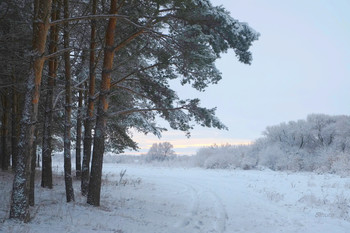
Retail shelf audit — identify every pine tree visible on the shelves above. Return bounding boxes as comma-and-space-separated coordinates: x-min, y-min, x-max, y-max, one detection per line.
87, 0, 119, 206
9, 0, 53, 222
63, 0, 75, 202
82, 0, 98, 196
41, 0, 60, 189
87, 0, 259, 206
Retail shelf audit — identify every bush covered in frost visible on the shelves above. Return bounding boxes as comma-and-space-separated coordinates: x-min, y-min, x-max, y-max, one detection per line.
191, 144, 249, 169
193, 114, 350, 175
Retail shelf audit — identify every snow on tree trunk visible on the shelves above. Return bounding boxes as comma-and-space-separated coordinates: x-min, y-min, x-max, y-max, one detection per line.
87, 0, 117, 206
9, 0, 52, 222
81, 0, 97, 196
41, 0, 59, 189
63, 0, 74, 203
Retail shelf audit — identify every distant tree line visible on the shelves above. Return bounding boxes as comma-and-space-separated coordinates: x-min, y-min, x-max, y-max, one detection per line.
0, 0, 258, 221
193, 114, 350, 175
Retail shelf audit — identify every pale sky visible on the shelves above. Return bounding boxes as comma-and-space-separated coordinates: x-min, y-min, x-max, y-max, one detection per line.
124, 0, 350, 155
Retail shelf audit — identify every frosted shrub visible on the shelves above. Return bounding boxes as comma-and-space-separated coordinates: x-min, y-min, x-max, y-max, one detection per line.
283, 152, 303, 171
192, 144, 247, 169
258, 144, 286, 170
203, 151, 236, 169
330, 153, 350, 176
313, 148, 350, 175
298, 153, 317, 172
240, 152, 258, 170
191, 146, 215, 167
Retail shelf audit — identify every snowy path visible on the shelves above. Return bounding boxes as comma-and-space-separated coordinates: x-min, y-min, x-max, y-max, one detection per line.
2, 164, 350, 233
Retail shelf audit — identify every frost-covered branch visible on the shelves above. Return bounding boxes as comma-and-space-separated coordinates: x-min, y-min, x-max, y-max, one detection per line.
110, 106, 186, 116
52, 76, 89, 109
50, 14, 128, 26
111, 61, 170, 87
44, 48, 71, 60
113, 29, 145, 52
113, 85, 151, 101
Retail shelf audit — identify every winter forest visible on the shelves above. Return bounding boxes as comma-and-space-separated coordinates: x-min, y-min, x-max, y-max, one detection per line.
1, 0, 350, 233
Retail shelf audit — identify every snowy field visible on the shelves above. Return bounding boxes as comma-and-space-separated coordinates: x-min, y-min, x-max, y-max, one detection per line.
1, 163, 350, 233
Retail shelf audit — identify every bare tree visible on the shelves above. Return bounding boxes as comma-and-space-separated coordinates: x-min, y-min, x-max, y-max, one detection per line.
146, 142, 175, 162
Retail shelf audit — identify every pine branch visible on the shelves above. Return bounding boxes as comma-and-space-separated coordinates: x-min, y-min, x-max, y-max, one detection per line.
113, 85, 151, 101
110, 106, 186, 116
52, 76, 89, 109
44, 48, 71, 60
50, 14, 128, 26
111, 61, 168, 87
113, 29, 145, 53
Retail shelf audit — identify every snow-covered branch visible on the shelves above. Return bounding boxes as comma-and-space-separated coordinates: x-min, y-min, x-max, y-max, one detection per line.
50, 14, 128, 26
44, 48, 71, 60
109, 106, 186, 117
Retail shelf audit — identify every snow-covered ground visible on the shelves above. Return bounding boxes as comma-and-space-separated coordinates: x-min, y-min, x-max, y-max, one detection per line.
1, 163, 350, 233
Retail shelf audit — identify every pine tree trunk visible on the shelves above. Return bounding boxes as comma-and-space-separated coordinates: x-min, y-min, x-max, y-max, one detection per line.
81, 0, 97, 196
75, 87, 83, 178
37, 151, 40, 167
10, 0, 52, 222
11, 75, 19, 170
63, 0, 74, 203
29, 128, 38, 206
75, 51, 87, 179
0, 128, 2, 169
1, 90, 10, 170
87, 0, 117, 206
41, 0, 59, 189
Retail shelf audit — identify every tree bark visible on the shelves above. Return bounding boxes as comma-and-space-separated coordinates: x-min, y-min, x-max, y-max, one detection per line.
11, 75, 19, 170
63, 0, 75, 203
81, 0, 97, 196
29, 128, 38, 206
37, 151, 40, 167
10, 0, 53, 221
41, 0, 59, 189
1, 90, 10, 170
75, 50, 87, 179
87, 0, 117, 206
75, 86, 83, 178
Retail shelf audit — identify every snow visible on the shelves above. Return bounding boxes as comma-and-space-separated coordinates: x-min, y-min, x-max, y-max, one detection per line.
1, 163, 350, 233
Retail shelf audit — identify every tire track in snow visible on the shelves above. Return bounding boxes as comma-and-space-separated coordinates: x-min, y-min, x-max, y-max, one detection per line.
172, 178, 228, 233
206, 189, 228, 232
132, 169, 228, 232
177, 183, 200, 228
